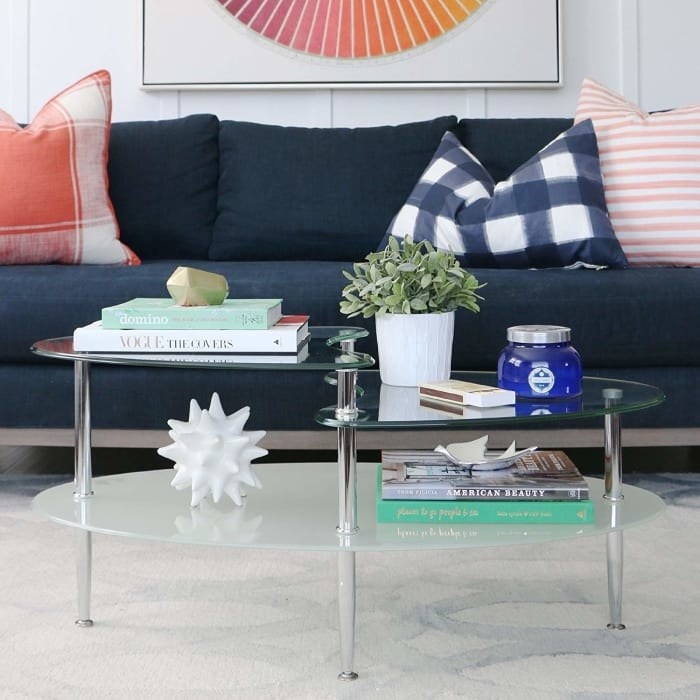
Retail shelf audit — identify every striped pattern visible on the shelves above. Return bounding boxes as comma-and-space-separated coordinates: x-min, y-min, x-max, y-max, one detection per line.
218, 0, 486, 58
575, 78, 700, 267
0, 71, 139, 265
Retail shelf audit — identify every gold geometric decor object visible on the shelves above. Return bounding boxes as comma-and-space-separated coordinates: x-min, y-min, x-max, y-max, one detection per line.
166, 266, 229, 306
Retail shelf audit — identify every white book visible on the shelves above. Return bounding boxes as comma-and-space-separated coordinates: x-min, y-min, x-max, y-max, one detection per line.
73, 315, 309, 353
418, 379, 516, 407
419, 398, 516, 419
101, 339, 311, 364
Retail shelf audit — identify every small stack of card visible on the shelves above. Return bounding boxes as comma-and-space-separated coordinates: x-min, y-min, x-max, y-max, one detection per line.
418, 379, 516, 408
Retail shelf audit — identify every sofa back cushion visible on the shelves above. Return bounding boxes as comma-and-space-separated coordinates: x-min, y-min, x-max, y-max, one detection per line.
108, 114, 220, 260
210, 116, 458, 261
456, 118, 574, 183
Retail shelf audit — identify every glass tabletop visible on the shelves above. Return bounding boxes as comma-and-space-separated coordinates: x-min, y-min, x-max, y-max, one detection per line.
316, 372, 665, 429
31, 326, 375, 371
31, 463, 665, 552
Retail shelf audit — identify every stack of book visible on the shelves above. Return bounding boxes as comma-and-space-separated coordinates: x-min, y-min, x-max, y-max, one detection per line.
377, 449, 594, 524
72, 297, 310, 362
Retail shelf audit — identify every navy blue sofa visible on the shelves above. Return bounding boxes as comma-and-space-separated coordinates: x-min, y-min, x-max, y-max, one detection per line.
2, 113, 698, 450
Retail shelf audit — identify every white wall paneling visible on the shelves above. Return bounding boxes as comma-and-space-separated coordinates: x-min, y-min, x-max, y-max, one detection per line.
618, 0, 640, 105
0, 0, 29, 122
638, 0, 700, 110
1, 0, 699, 125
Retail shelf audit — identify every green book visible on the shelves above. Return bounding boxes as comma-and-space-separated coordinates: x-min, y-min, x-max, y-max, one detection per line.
101, 297, 283, 330
375, 467, 594, 524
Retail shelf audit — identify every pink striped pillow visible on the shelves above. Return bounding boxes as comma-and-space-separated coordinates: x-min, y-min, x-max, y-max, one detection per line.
0, 70, 139, 265
574, 78, 700, 267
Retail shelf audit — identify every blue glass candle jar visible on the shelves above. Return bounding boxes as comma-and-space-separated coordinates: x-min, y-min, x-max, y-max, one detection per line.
497, 325, 582, 400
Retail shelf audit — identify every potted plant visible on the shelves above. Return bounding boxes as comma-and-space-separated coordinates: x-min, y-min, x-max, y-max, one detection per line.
340, 236, 484, 386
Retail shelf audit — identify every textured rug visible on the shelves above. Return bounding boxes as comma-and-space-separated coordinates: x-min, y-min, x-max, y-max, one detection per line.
1, 473, 699, 700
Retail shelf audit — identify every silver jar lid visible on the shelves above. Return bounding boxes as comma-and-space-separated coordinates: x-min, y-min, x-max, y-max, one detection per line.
507, 325, 571, 344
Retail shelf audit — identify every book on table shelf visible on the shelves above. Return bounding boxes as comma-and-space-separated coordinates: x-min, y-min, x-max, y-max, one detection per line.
377, 521, 594, 542
110, 335, 311, 364
381, 449, 590, 501
101, 297, 283, 330
73, 315, 309, 353
376, 467, 594, 524
418, 379, 516, 407
418, 397, 516, 419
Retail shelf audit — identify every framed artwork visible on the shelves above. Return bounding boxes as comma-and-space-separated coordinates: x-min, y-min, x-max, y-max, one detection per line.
141, 0, 562, 89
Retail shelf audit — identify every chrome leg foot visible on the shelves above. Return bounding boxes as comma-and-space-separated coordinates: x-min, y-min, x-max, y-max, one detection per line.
606, 522, 624, 630
607, 622, 626, 631
338, 550, 357, 681
76, 529, 93, 627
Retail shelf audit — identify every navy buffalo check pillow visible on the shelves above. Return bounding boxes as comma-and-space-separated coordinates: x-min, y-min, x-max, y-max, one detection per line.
383, 119, 628, 269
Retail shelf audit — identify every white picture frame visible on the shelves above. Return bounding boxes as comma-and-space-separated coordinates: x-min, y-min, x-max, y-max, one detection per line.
141, 0, 562, 90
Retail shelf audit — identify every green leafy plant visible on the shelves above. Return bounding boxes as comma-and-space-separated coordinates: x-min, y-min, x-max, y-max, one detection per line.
340, 236, 485, 318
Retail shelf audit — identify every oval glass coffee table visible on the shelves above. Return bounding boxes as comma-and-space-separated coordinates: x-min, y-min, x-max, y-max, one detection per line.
33, 463, 665, 682
31, 332, 666, 681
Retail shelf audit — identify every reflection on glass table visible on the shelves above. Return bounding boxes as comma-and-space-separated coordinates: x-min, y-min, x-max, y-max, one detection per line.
317, 372, 664, 428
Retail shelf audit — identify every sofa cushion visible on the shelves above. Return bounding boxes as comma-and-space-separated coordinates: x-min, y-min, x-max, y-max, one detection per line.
383, 120, 627, 269
108, 114, 220, 260
575, 78, 700, 267
210, 116, 458, 262
0, 70, 139, 265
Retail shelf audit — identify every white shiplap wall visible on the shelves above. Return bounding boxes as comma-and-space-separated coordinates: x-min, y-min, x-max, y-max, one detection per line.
0, 0, 699, 125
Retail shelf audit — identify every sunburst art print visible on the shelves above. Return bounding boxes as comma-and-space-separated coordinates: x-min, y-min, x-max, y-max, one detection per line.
216, 0, 490, 59
142, 0, 561, 88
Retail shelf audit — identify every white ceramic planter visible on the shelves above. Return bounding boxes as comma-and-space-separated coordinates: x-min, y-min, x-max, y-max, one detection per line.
375, 311, 455, 387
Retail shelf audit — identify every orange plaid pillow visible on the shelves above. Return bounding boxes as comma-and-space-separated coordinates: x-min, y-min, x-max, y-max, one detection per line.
0, 70, 139, 265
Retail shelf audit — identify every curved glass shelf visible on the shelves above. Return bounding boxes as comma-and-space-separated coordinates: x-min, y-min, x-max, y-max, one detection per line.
31, 326, 375, 371
316, 371, 665, 429
32, 463, 665, 552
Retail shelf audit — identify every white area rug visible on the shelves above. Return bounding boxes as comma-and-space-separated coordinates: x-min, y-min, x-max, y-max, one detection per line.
1, 474, 699, 699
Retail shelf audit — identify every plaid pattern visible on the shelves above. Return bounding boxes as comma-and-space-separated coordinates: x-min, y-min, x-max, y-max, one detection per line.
384, 120, 628, 269
0, 70, 139, 265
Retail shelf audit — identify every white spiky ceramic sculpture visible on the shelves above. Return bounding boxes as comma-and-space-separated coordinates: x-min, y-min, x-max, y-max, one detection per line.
158, 392, 267, 507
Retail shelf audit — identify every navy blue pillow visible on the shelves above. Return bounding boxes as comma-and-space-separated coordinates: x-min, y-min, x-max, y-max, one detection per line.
210, 116, 458, 261
383, 120, 628, 269
108, 114, 220, 260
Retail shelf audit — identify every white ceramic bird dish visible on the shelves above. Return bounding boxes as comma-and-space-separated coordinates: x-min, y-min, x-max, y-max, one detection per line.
434, 436, 537, 472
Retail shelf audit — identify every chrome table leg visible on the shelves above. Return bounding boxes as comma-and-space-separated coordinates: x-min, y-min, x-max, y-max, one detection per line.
334, 338, 359, 679
337, 549, 358, 681
603, 388, 625, 629
73, 359, 94, 627
75, 529, 93, 627
606, 502, 625, 630
336, 362, 358, 535
74, 359, 93, 498
603, 388, 623, 502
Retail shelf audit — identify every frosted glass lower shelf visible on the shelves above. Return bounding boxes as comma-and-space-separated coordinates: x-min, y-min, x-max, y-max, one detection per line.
32, 463, 665, 552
